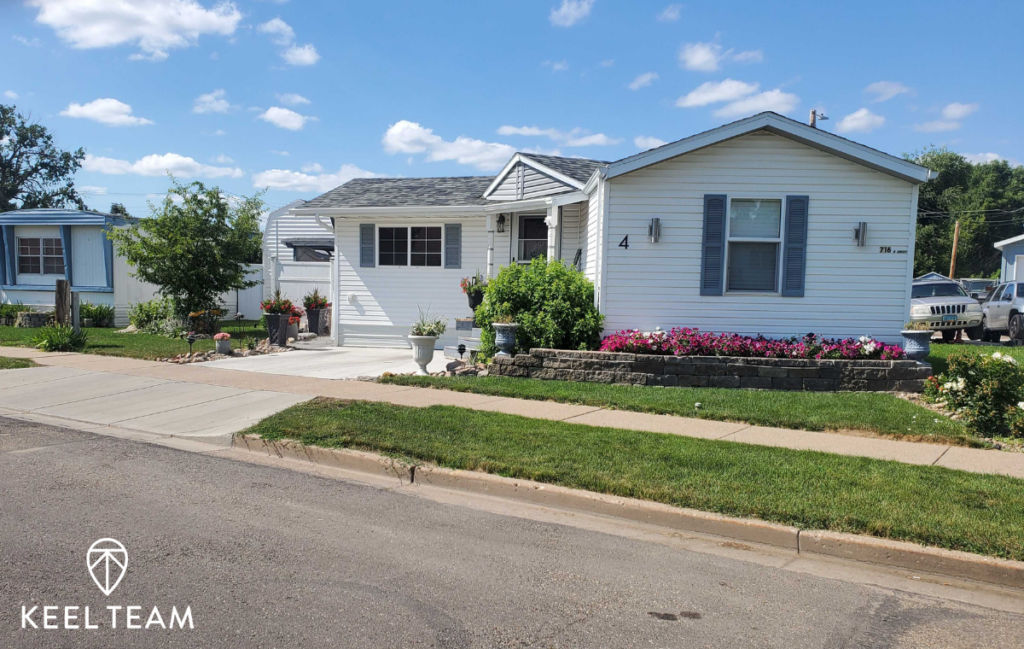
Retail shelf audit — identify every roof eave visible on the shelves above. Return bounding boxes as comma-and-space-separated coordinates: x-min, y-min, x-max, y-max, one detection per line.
291, 205, 487, 216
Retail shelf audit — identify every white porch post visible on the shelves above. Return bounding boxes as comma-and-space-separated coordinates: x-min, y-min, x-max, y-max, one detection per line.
486, 213, 495, 279
331, 221, 341, 347
545, 205, 560, 260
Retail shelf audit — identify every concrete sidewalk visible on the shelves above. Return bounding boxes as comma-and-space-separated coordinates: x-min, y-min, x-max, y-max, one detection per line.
2, 347, 1023, 479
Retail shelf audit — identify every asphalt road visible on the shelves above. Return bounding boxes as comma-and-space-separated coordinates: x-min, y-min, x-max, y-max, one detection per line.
2, 416, 1022, 648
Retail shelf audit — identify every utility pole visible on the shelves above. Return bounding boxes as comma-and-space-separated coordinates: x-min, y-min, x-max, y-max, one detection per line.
949, 220, 961, 278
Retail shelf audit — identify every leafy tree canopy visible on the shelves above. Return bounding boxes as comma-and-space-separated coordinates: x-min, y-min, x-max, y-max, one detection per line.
0, 104, 86, 212
108, 178, 264, 318
907, 147, 1024, 278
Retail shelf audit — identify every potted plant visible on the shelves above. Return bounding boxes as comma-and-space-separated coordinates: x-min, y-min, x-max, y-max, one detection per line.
409, 307, 447, 375
214, 332, 232, 355
460, 273, 487, 311
288, 305, 304, 342
901, 321, 934, 361
260, 289, 294, 347
302, 289, 330, 336
492, 312, 519, 357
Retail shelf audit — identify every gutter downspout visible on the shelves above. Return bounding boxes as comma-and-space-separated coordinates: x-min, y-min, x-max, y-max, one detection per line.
486, 213, 495, 279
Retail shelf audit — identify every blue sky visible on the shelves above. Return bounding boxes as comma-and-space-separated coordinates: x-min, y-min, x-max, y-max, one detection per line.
3, 0, 1021, 218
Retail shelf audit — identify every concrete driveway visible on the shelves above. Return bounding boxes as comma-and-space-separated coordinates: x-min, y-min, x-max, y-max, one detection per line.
203, 345, 451, 379
0, 364, 309, 446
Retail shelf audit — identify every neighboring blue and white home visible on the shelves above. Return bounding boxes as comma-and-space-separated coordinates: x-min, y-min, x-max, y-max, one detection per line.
0, 208, 125, 316
284, 112, 937, 348
995, 234, 1024, 282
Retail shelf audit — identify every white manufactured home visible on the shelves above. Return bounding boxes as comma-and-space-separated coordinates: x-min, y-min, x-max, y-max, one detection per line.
283, 112, 936, 348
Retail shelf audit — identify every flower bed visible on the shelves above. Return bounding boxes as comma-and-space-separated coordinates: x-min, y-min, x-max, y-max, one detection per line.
600, 329, 906, 361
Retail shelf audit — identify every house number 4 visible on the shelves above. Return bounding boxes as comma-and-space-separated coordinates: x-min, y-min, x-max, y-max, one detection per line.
619, 236, 629, 249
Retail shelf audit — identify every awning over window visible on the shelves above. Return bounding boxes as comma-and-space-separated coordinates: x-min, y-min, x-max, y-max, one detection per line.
282, 238, 335, 251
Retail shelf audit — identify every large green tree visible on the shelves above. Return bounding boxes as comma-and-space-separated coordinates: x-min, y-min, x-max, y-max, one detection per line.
908, 147, 1024, 278
0, 104, 86, 212
108, 179, 264, 318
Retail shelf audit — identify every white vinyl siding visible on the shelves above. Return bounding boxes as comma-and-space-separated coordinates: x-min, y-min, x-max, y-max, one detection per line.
487, 162, 575, 200
558, 202, 583, 264
601, 131, 915, 343
71, 225, 107, 287
263, 210, 333, 304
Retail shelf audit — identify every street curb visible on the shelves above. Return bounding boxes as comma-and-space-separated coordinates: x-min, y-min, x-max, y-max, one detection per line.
232, 435, 1024, 589
798, 530, 1024, 590
233, 435, 413, 483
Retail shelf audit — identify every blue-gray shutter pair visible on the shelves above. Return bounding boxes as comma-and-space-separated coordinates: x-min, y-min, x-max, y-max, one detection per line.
359, 223, 462, 269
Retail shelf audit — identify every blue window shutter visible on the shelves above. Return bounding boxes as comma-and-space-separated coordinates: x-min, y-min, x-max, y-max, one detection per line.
781, 195, 809, 297
700, 194, 726, 296
444, 223, 461, 269
60, 224, 74, 286
359, 224, 375, 268
102, 227, 114, 289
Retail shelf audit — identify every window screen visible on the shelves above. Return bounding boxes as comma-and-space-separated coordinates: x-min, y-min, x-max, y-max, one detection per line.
378, 227, 408, 266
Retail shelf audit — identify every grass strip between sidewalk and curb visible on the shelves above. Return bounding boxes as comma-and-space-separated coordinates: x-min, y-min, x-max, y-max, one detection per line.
379, 374, 978, 447
0, 356, 37, 370
244, 398, 1024, 562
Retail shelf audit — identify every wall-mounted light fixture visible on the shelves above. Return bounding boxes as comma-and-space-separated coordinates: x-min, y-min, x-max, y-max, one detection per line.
496, 214, 506, 233
648, 217, 661, 243
854, 222, 867, 247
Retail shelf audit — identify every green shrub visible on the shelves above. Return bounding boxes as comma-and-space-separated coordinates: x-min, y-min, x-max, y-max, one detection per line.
0, 301, 33, 324
925, 349, 1024, 438
79, 301, 115, 327
32, 324, 88, 352
128, 298, 175, 329
475, 257, 603, 357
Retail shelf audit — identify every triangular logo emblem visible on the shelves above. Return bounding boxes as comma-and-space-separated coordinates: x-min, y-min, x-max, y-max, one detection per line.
87, 538, 128, 596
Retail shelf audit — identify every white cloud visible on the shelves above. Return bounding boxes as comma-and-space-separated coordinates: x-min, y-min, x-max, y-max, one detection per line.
257, 17, 294, 45
713, 89, 799, 118
496, 125, 622, 147
914, 120, 960, 133
676, 79, 759, 108
270, 150, 289, 156
600, 59, 614, 67
60, 98, 153, 126
214, 154, 233, 163
942, 102, 979, 120
4, 90, 18, 99
628, 72, 658, 91
192, 89, 231, 114
27, 0, 241, 61
253, 164, 381, 193
732, 50, 763, 64
78, 185, 107, 196
962, 152, 1005, 164
679, 42, 723, 72
835, 108, 885, 134
300, 162, 323, 173
258, 107, 313, 130
0, 136, 9, 147
865, 81, 910, 103
549, 0, 594, 27
83, 152, 243, 178
658, 4, 682, 21
211, 129, 226, 136
13, 35, 41, 47
384, 120, 516, 171
542, 60, 569, 72
276, 93, 310, 106
282, 43, 320, 66
635, 136, 667, 150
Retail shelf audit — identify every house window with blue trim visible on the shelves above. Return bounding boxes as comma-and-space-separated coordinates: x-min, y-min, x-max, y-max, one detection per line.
17, 237, 64, 276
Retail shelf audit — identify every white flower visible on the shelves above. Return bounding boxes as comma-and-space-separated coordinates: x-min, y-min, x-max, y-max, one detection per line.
694, 402, 702, 409
1018, 401, 1024, 410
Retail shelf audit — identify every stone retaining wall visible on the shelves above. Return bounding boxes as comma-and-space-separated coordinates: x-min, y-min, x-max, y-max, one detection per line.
489, 349, 931, 392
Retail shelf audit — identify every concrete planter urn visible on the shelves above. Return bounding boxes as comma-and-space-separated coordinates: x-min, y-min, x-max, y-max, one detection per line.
287, 321, 299, 342
493, 322, 519, 357
264, 313, 290, 347
215, 339, 232, 355
408, 335, 438, 375
901, 330, 933, 361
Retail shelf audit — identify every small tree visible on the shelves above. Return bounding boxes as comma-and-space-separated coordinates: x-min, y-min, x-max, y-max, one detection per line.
108, 179, 264, 319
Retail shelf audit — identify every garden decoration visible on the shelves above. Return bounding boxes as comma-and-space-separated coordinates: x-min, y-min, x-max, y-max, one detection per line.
900, 321, 933, 361
409, 307, 447, 375
460, 273, 487, 311
214, 332, 232, 355
302, 289, 330, 336
261, 289, 295, 347
186, 331, 197, 355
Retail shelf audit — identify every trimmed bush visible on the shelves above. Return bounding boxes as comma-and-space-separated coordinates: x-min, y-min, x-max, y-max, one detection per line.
79, 301, 115, 327
475, 258, 603, 357
128, 297, 175, 330
925, 350, 1024, 438
32, 324, 88, 352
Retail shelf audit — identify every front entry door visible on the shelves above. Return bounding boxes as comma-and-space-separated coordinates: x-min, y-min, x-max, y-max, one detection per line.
515, 214, 548, 264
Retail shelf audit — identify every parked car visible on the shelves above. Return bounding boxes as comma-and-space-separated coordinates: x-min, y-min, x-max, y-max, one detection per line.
909, 280, 983, 342
979, 282, 1024, 341
959, 278, 997, 301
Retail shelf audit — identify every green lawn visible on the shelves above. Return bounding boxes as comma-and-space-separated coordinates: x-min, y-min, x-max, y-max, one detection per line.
380, 374, 975, 446
246, 398, 1024, 561
0, 356, 37, 369
926, 342, 1024, 375
0, 321, 266, 361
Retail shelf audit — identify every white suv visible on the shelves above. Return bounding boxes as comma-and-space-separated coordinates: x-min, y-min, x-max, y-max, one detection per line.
980, 282, 1024, 341
909, 280, 983, 342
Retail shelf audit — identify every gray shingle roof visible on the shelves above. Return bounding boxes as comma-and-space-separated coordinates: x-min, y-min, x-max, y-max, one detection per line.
519, 153, 608, 184
304, 176, 495, 208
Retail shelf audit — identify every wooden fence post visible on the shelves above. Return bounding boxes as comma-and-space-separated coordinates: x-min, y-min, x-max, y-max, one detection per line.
71, 292, 81, 334
55, 279, 71, 326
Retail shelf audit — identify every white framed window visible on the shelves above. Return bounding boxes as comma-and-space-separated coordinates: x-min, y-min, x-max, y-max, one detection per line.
17, 237, 64, 276
516, 214, 547, 263
724, 198, 782, 293
377, 226, 443, 267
